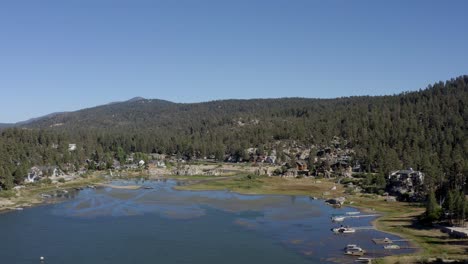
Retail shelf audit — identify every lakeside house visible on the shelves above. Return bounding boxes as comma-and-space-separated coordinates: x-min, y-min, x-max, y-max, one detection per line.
296, 160, 307, 171
388, 169, 424, 185
387, 168, 425, 201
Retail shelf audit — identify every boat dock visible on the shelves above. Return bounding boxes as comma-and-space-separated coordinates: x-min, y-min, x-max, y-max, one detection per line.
331, 214, 379, 222
372, 238, 409, 244
345, 214, 379, 219
352, 226, 375, 230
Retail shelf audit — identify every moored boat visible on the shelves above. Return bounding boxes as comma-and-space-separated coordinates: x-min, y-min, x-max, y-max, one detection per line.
344, 244, 359, 250
332, 226, 356, 233
384, 244, 400, 250
345, 247, 366, 256
332, 216, 345, 222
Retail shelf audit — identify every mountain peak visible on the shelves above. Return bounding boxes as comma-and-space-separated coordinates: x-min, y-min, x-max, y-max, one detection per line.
127, 97, 146, 102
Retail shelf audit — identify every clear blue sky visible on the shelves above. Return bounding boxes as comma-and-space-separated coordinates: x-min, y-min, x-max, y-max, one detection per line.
1, 0, 467, 123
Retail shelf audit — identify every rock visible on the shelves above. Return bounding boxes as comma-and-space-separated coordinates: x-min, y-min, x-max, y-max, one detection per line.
326, 197, 346, 205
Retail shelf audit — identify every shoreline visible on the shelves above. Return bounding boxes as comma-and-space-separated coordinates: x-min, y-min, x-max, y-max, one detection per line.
165, 174, 468, 263
0, 174, 105, 213
1, 173, 466, 262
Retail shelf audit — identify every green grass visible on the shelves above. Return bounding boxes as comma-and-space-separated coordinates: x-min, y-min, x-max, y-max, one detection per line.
0, 190, 15, 198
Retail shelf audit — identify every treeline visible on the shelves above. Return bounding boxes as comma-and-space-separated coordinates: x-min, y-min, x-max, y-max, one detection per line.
0, 76, 466, 214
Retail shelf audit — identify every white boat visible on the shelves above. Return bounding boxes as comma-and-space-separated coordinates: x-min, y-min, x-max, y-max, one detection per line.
332, 216, 345, 222
332, 227, 356, 233
345, 244, 358, 249
345, 247, 366, 256
384, 244, 400, 250
346, 212, 360, 215
345, 244, 362, 250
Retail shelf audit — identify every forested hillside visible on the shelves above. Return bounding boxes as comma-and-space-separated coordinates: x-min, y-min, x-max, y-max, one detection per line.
0, 76, 466, 197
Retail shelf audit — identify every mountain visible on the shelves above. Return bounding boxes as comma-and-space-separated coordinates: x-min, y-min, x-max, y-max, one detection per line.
16, 112, 68, 126
0, 123, 13, 129
20, 77, 467, 146
22, 98, 176, 130
1, 76, 466, 192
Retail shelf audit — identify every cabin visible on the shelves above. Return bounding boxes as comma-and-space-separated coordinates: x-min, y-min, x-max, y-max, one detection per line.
388, 168, 424, 185
296, 161, 308, 171
387, 168, 425, 201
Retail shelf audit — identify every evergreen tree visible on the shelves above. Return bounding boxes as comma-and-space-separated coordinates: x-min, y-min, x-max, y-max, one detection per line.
425, 192, 441, 223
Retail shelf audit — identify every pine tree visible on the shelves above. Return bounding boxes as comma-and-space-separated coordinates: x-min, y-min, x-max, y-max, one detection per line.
425, 192, 441, 223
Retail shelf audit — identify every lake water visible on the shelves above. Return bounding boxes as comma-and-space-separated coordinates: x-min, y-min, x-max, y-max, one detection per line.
0, 180, 414, 263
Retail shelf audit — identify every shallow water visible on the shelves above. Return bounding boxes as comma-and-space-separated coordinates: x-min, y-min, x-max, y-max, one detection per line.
0, 179, 414, 263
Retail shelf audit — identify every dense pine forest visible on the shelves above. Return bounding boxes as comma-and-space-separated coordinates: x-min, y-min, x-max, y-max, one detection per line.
0, 76, 466, 219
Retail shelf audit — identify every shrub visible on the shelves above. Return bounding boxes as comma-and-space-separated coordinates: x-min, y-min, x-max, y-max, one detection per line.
41, 178, 52, 185
345, 187, 356, 195
0, 190, 15, 198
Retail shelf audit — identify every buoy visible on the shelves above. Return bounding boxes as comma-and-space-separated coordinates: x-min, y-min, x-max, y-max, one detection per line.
40, 256, 45, 261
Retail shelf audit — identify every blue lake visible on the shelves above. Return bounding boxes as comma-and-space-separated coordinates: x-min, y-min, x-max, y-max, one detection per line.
0, 180, 413, 263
